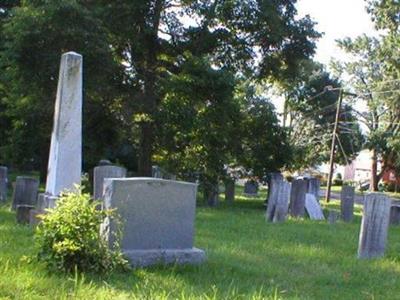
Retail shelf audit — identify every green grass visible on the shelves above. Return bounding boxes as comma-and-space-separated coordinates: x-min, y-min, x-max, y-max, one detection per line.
1, 186, 400, 299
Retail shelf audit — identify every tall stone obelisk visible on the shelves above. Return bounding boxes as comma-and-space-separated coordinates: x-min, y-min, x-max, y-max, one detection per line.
45, 52, 83, 198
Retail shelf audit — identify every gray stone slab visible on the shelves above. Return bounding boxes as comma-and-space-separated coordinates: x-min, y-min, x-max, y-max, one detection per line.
45, 52, 82, 197
93, 165, 126, 200
305, 193, 325, 220
266, 175, 283, 219
390, 204, 400, 225
358, 193, 391, 259
12, 176, 39, 210
0, 166, 8, 202
125, 248, 206, 267
224, 179, 235, 204
289, 179, 307, 217
266, 181, 291, 223
244, 180, 258, 196
340, 186, 355, 222
16, 205, 35, 224
307, 178, 321, 202
102, 177, 205, 267
328, 210, 339, 224
204, 183, 219, 207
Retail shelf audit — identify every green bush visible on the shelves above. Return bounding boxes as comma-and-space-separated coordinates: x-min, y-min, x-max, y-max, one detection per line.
383, 182, 398, 192
333, 178, 343, 186
35, 189, 128, 273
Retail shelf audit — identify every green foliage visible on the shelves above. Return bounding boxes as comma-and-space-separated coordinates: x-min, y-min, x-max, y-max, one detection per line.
280, 60, 363, 170
0, 0, 129, 174
0, 0, 321, 182
35, 189, 128, 273
333, 173, 343, 186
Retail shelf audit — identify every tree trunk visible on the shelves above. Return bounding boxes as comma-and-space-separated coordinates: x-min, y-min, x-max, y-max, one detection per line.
138, 122, 154, 176
371, 149, 379, 191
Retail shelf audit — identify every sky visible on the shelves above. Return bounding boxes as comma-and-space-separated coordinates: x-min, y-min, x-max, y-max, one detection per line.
296, 0, 378, 66
294, 0, 378, 172
272, 0, 379, 115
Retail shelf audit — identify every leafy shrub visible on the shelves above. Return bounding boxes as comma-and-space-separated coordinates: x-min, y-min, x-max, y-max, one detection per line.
35, 189, 128, 273
333, 173, 343, 186
333, 178, 343, 186
383, 182, 398, 192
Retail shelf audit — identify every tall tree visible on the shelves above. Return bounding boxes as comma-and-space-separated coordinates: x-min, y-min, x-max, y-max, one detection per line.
0, 1, 125, 177
333, 1, 400, 190
282, 62, 363, 170
97, 0, 320, 175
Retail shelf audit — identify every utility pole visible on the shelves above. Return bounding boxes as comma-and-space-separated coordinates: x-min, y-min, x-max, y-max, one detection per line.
325, 89, 343, 203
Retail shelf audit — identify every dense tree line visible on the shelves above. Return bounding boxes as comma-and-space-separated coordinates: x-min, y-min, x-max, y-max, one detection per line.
4, 0, 389, 199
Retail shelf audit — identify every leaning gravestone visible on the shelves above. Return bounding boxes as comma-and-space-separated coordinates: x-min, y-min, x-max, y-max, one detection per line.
0, 166, 7, 202
390, 204, 400, 225
306, 177, 321, 202
289, 179, 307, 217
358, 193, 391, 259
102, 178, 206, 267
93, 165, 126, 200
305, 193, 325, 220
12, 177, 39, 210
340, 186, 355, 222
244, 180, 258, 196
266, 180, 291, 223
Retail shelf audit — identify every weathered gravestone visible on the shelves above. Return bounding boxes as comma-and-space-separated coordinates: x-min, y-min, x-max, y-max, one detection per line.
16, 205, 35, 224
289, 179, 307, 217
266, 180, 291, 223
44, 51, 83, 199
152, 165, 162, 178
358, 193, 391, 259
224, 178, 235, 204
204, 184, 219, 207
93, 165, 126, 200
340, 186, 355, 222
328, 210, 339, 224
102, 178, 206, 267
31, 52, 82, 224
390, 204, 400, 225
266, 174, 284, 221
305, 193, 325, 220
306, 177, 321, 202
0, 166, 7, 202
98, 159, 112, 166
152, 165, 177, 180
12, 177, 39, 210
244, 180, 258, 196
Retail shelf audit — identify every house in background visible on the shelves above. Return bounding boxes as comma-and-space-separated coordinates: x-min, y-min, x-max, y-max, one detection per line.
343, 150, 375, 184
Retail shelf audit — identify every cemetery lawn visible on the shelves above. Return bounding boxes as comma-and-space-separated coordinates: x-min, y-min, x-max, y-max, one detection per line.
1, 187, 400, 299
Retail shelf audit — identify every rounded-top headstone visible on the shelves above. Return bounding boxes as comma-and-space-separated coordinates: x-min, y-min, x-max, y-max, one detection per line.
98, 159, 113, 166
